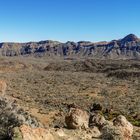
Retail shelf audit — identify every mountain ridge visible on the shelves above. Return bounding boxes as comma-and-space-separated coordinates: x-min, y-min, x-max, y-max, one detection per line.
0, 34, 140, 59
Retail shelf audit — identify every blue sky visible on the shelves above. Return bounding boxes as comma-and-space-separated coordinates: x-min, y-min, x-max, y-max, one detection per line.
0, 0, 140, 42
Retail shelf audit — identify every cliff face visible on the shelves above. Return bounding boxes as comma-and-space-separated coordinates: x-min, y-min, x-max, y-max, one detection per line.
0, 34, 140, 59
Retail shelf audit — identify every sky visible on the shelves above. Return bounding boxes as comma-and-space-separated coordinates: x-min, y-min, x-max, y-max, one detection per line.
0, 0, 140, 42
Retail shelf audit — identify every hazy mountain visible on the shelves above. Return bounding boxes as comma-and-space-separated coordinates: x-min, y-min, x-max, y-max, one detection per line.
0, 34, 140, 59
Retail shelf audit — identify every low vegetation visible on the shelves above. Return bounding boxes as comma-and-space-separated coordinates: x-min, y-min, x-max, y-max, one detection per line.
0, 57, 140, 139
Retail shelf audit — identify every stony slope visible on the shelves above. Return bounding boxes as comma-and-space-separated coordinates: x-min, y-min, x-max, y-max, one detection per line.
0, 34, 140, 59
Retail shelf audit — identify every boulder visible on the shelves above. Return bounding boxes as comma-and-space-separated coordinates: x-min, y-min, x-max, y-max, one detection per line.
113, 115, 133, 140
101, 115, 133, 140
12, 125, 54, 140
65, 108, 89, 129
89, 113, 106, 129
101, 123, 124, 140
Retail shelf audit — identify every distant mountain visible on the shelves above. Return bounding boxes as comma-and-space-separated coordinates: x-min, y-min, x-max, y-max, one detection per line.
0, 34, 140, 59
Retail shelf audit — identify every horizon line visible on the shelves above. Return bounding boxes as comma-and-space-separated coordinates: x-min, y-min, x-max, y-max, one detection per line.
0, 33, 138, 44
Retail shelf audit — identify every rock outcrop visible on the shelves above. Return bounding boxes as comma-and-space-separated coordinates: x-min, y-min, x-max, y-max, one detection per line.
0, 97, 40, 139
101, 123, 124, 140
89, 113, 106, 129
65, 108, 89, 129
12, 125, 102, 140
64, 106, 133, 140
113, 115, 133, 140
12, 125, 54, 140
0, 34, 140, 59
101, 115, 133, 140
0, 101, 132, 140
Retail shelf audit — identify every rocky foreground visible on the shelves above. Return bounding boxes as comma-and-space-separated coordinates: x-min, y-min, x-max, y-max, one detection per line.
0, 93, 134, 140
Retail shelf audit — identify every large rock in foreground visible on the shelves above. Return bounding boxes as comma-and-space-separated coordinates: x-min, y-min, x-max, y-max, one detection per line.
113, 115, 133, 140
101, 115, 133, 140
12, 125, 102, 140
12, 125, 54, 140
65, 108, 89, 129
101, 123, 124, 140
89, 113, 106, 129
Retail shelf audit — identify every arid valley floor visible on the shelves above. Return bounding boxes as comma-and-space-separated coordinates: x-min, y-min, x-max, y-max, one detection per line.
0, 56, 140, 139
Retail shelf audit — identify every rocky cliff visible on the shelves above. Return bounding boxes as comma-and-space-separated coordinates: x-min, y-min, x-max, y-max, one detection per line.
0, 34, 140, 59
